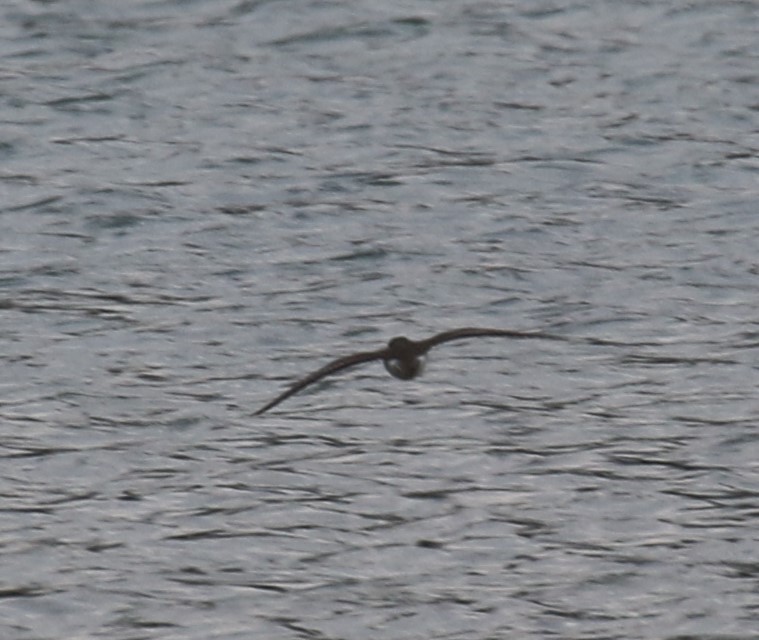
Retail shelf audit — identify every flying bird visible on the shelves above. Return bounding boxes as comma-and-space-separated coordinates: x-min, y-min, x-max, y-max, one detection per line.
256, 327, 561, 415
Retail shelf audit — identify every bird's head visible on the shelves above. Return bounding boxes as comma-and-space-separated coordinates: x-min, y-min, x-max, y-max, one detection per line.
387, 336, 414, 354
384, 336, 424, 380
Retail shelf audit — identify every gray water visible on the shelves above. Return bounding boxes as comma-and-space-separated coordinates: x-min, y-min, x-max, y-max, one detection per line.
2, 1, 758, 638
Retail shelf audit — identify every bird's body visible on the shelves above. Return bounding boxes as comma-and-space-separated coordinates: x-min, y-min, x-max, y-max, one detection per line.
255, 327, 559, 415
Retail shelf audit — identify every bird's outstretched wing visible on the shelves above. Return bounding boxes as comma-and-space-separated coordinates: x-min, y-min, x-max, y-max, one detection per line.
418, 327, 563, 352
256, 348, 387, 415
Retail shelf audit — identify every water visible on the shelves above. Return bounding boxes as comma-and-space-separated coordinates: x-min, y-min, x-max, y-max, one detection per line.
2, 0, 758, 638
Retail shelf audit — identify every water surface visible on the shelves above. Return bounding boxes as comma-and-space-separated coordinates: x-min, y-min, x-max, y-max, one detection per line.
1, 1, 758, 638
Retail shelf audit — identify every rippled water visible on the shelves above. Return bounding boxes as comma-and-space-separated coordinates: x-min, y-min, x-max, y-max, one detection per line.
2, 1, 758, 638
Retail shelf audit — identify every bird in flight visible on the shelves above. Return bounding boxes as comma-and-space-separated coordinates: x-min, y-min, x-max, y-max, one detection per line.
256, 327, 561, 415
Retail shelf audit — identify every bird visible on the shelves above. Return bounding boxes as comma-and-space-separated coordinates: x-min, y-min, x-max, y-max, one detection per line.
255, 327, 561, 415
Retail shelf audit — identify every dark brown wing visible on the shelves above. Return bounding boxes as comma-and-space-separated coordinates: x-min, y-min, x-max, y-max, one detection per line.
417, 327, 563, 353
256, 348, 388, 415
